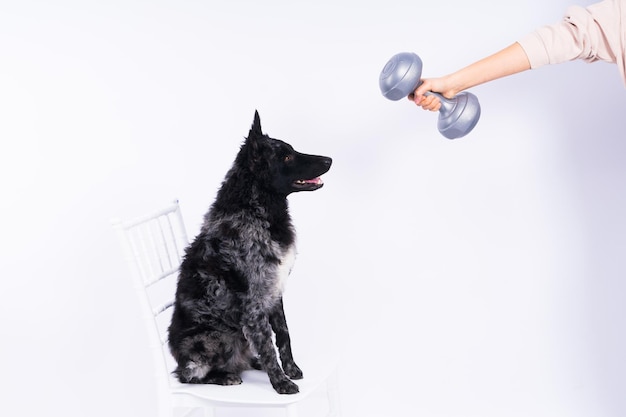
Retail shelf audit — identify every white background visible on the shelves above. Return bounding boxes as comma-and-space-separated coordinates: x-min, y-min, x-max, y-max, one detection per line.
1, 0, 625, 416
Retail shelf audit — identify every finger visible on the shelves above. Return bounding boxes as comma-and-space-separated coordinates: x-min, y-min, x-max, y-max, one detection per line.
421, 96, 441, 112
414, 81, 431, 98
426, 102, 441, 112
420, 95, 435, 108
409, 92, 424, 106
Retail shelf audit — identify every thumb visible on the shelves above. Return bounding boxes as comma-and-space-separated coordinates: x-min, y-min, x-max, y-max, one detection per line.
414, 79, 432, 99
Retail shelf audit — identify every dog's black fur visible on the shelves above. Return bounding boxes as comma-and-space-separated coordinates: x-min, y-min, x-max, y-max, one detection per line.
168, 111, 332, 394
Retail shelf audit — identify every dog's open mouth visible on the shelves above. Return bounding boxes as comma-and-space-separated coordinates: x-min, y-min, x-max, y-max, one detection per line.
293, 177, 324, 191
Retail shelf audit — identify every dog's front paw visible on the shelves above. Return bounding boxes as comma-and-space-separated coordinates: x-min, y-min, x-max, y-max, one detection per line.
204, 372, 243, 386
272, 377, 299, 394
283, 362, 303, 380
250, 356, 263, 370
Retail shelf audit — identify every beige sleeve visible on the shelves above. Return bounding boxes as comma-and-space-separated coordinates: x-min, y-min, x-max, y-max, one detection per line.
518, 0, 621, 69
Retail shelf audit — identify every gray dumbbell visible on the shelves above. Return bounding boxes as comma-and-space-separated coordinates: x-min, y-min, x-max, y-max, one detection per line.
379, 52, 481, 139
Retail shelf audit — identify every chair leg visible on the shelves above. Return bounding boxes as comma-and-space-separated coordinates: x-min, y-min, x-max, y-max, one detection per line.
285, 403, 299, 417
326, 370, 341, 417
175, 407, 216, 417
201, 407, 216, 417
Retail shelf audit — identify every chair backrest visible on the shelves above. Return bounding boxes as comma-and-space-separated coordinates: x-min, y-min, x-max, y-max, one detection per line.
111, 200, 189, 390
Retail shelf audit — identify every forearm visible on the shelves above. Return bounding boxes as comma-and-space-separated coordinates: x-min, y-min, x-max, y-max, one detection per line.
412, 42, 532, 110
444, 42, 531, 96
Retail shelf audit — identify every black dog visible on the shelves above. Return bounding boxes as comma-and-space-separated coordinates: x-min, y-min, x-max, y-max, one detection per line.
168, 111, 332, 394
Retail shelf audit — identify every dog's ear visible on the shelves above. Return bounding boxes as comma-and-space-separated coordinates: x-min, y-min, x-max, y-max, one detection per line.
244, 110, 264, 170
249, 110, 263, 138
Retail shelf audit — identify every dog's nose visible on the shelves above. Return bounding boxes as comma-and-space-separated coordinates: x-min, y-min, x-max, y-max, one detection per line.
324, 157, 332, 167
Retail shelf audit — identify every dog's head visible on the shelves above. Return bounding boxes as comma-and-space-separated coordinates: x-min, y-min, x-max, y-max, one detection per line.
240, 111, 332, 195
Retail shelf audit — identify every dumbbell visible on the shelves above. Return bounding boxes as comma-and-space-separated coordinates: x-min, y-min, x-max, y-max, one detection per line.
379, 52, 481, 139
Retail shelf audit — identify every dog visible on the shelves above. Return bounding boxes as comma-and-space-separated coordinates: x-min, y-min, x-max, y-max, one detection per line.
168, 111, 332, 394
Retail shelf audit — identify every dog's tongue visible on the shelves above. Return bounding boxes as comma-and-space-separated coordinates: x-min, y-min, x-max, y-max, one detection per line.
305, 177, 323, 185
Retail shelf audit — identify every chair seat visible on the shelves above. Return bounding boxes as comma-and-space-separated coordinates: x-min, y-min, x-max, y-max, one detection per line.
169, 356, 338, 407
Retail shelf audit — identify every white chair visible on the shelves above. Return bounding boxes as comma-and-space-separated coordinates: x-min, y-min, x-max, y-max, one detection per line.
111, 200, 340, 417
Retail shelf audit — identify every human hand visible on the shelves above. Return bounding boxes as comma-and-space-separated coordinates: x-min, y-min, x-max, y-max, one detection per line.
408, 77, 450, 112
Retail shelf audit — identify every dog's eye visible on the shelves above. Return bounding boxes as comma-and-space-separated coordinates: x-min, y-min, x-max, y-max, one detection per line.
284, 154, 294, 163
